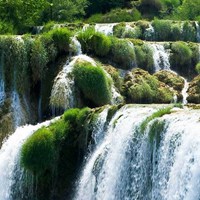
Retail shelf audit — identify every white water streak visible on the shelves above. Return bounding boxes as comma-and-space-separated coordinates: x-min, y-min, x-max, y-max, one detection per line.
0, 117, 59, 200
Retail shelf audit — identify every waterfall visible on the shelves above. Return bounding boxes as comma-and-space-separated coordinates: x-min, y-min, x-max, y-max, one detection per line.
50, 55, 96, 111
95, 23, 117, 36
195, 22, 200, 42
181, 78, 189, 105
74, 106, 200, 200
150, 43, 171, 72
145, 24, 155, 40
0, 54, 5, 105
11, 91, 26, 128
70, 36, 82, 55
0, 117, 59, 200
74, 106, 156, 200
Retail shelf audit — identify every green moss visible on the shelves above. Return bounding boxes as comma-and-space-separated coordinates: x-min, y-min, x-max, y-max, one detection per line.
111, 38, 136, 69
77, 27, 96, 53
152, 19, 171, 41
30, 38, 48, 83
91, 32, 111, 57
73, 62, 112, 106
134, 44, 154, 72
113, 23, 126, 38
140, 106, 172, 134
195, 63, 200, 74
21, 127, 55, 174
182, 21, 196, 42
171, 41, 192, 66
49, 28, 72, 54
63, 108, 80, 123
76, 107, 91, 127
149, 119, 166, 144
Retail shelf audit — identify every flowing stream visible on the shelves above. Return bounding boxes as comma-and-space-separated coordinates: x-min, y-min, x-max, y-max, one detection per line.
74, 106, 200, 200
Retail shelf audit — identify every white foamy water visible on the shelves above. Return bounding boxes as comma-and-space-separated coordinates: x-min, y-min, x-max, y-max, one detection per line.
195, 21, 200, 42
70, 36, 82, 55
145, 24, 155, 40
95, 23, 117, 36
0, 55, 5, 105
75, 106, 200, 200
150, 43, 171, 72
181, 78, 189, 105
11, 91, 26, 128
50, 55, 96, 110
0, 117, 59, 200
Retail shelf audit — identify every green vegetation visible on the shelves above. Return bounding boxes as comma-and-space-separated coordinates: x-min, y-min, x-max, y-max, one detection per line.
87, 8, 141, 23
111, 39, 136, 69
148, 119, 166, 144
171, 42, 192, 70
78, 28, 111, 57
196, 63, 200, 74
73, 62, 112, 106
21, 127, 55, 173
124, 69, 174, 104
140, 106, 172, 134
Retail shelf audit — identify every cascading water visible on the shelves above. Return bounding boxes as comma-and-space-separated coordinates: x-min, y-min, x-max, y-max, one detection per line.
0, 117, 59, 200
74, 106, 156, 200
0, 54, 5, 105
150, 43, 171, 72
195, 21, 200, 42
95, 23, 117, 36
50, 55, 97, 112
145, 24, 155, 40
74, 106, 200, 200
181, 78, 189, 105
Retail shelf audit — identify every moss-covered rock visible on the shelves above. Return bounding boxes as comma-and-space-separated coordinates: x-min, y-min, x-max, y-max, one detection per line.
123, 68, 174, 103
111, 38, 136, 69
73, 62, 112, 107
187, 75, 200, 103
21, 127, 55, 174
154, 70, 185, 101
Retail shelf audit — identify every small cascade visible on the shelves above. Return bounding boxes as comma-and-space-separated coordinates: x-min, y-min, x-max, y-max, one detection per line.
0, 57, 5, 105
144, 24, 155, 40
195, 21, 200, 42
50, 55, 96, 112
150, 43, 171, 72
0, 117, 59, 200
11, 91, 26, 128
95, 23, 117, 36
181, 78, 189, 105
70, 36, 82, 55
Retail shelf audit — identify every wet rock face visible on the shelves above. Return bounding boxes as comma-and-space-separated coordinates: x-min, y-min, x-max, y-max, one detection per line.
187, 75, 200, 104
123, 68, 174, 104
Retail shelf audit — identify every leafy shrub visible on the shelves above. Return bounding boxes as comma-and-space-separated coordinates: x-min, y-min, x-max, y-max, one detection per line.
49, 28, 72, 53
152, 19, 171, 41
21, 127, 55, 174
30, 38, 48, 83
196, 63, 200, 74
113, 23, 126, 38
42, 21, 56, 33
91, 32, 112, 57
73, 62, 112, 106
0, 21, 16, 34
134, 44, 154, 72
111, 39, 136, 69
182, 21, 196, 42
77, 27, 95, 52
171, 23, 182, 41
86, 8, 141, 23
171, 41, 192, 66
